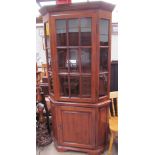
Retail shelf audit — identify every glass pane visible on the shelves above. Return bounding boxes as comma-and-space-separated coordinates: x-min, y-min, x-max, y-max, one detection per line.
70, 76, 80, 97
69, 19, 79, 28
81, 18, 91, 28
47, 36, 50, 48
81, 76, 91, 97
69, 19, 79, 46
100, 48, 108, 72
100, 19, 109, 46
99, 73, 108, 97
56, 20, 67, 46
81, 28, 91, 46
47, 49, 51, 71
80, 18, 91, 46
81, 48, 91, 73
56, 20, 66, 29
69, 28, 79, 46
100, 19, 109, 34
59, 76, 69, 96
57, 29, 67, 46
57, 49, 68, 72
69, 49, 79, 72
100, 34, 108, 46
81, 27, 91, 32
49, 72, 54, 93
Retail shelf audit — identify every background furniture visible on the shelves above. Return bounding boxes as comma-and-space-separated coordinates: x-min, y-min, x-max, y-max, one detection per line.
41, 64, 48, 77
108, 91, 118, 155
40, 1, 115, 155
110, 61, 118, 92
40, 64, 49, 96
36, 63, 51, 136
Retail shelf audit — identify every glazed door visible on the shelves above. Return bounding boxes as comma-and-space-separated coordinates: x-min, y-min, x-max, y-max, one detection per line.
50, 13, 97, 103
57, 106, 96, 149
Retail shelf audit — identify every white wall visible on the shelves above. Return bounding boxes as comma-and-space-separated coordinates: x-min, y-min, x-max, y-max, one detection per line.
111, 34, 118, 61
36, 27, 46, 66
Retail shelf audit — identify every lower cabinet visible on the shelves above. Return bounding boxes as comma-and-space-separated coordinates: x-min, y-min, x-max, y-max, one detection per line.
51, 101, 110, 154
57, 106, 96, 149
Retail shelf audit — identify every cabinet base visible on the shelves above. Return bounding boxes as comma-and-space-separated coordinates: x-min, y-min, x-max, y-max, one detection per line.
54, 140, 104, 155
51, 100, 110, 155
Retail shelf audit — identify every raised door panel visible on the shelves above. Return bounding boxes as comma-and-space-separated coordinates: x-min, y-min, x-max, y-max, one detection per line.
57, 106, 96, 149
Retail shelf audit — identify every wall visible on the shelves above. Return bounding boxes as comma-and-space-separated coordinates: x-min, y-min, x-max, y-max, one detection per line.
111, 35, 118, 60
36, 26, 46, 66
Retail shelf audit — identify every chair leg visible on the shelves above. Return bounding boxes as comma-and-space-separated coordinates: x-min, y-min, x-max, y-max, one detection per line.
107, 132, 114, 155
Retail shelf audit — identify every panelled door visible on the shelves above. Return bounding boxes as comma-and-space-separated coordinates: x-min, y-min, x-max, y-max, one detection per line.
57, 106, 96, 149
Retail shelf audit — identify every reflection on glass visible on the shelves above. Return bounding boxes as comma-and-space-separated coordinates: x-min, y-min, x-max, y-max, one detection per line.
47, 37, 50, 48
99, 73, 108, 97
100, 35, 108, 46
59, 76, 69, 96
69, 28, 79, 46
70, 76, 80, 97
46, 35, 51, 71
81, 28, 91, 46
80, 18, 91, 46
57, 49, 68, 72
100, 48, 108, 72
81, 76, 91, 97
57, 29, 67, 46
100, 19, 109, 46
81, 18, 91, 28
100, 20, 109, 34
69, 19, 79, 27
69, 19, 79, 46
56, 19, 67, 46
56, 20, 66, 29
47, 49, 51, 71
81, 48, 91, 73
69, 49, 79, 72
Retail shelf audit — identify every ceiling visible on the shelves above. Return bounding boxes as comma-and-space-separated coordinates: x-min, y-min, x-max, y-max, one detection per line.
36, 0, 56, 7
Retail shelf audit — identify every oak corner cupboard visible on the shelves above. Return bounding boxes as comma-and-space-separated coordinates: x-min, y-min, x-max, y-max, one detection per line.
40, 1, 115, 155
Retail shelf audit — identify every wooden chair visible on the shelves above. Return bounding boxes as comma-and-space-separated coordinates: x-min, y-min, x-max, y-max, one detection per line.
107, 91, 118, 155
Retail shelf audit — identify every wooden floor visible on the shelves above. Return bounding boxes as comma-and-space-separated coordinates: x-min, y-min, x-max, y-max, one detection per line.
36, 141, 118, 155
